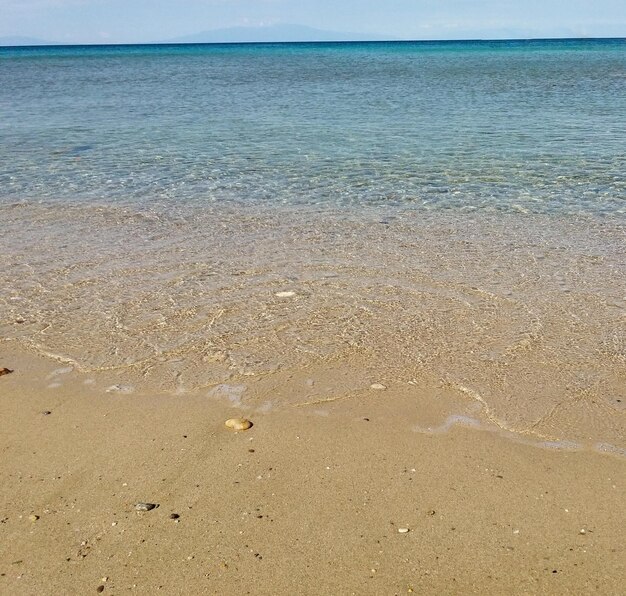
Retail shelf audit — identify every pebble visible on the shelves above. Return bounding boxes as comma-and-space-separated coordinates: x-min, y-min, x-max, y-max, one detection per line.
370, 383, 387, 390
42, 411, 52, 416
28, 514, 40, 522
134, 502, 158, 511
398, 528, 410, 533
225, 418, 253, 431
96, 586, 105, 593
169, 513, 180, 520
275, 291, 296, 298
0, 367, 13, 377
579, 528, 586, 535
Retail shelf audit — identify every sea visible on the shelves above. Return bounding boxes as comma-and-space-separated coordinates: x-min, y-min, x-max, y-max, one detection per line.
1, 39, 625, 451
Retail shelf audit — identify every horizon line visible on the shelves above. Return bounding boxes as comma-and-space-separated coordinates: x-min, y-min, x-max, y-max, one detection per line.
2, 36, 625, 49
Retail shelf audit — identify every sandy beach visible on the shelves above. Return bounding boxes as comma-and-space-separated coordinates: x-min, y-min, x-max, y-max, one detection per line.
1, 347, 624, 595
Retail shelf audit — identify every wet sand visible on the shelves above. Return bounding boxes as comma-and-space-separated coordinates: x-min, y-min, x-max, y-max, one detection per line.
2, 204, 625, 449
1, 348, 625, 595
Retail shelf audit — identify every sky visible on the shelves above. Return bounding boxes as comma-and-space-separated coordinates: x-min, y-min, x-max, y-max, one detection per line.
2, 0, 626, 44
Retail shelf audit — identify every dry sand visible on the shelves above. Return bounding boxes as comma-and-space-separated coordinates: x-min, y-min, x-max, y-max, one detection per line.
1, 348, 624, 595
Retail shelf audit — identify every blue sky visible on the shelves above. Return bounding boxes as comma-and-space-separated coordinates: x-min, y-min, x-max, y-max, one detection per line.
2, 0, 625, 44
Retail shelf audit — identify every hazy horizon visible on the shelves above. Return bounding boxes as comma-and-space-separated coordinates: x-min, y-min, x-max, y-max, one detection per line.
1, 24, 625, 48
2, 1, 625, 46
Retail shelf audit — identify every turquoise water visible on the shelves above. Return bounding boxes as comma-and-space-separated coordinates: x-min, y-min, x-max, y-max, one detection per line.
1, 39, 625, 214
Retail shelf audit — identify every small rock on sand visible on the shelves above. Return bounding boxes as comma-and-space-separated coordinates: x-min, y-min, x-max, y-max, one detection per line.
225, 418, 253, 431
275, 291, 296, 298
0, 368, 13, 377
28, 514, 40, 522
370, 383, 387, 390
134, 503, 158, 511
398, 527, 410, 533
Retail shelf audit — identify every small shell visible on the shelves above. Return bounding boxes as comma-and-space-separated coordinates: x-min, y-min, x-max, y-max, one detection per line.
134, 502, 158, 511
370, 383, 387, 390
225, 418, 253, 431
275, 291, 296, 298
398, 527, 410, 533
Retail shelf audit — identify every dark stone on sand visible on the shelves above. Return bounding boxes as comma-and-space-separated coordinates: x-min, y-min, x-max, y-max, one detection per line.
0, 368, 13, 377
169, 513, 180, 520
42, 411, 52, 416
97, 586, 105, 593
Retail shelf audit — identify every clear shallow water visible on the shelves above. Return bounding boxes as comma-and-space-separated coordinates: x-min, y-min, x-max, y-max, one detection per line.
1, 40, 625, 450
1, 39, 625, 213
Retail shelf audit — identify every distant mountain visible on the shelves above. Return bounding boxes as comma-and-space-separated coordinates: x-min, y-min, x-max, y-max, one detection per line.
161, 24, 393, 44
0, 36, 55, 47
417, 27, 581, 41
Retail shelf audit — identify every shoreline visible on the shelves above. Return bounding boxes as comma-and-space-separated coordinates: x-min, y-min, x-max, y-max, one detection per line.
1, 348, 625, 594
3, 343, 625, 459
2, 204, 624, 451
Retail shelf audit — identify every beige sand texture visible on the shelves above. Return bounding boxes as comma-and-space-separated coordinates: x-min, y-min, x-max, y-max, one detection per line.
1, 349, 624, 595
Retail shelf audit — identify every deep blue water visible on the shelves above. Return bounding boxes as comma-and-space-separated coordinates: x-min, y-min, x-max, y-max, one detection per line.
1, 39, 625, 214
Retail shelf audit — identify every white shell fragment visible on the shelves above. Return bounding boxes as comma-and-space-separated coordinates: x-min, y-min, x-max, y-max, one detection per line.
275, 291, 296, 298
398, 528, 410, 533
106, 384, 134, 394
370, 383, 387, 390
